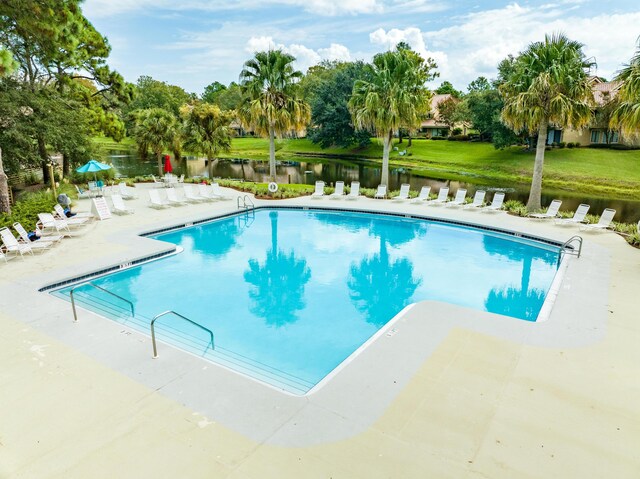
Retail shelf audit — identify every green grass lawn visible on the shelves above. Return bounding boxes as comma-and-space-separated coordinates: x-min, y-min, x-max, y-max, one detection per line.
218, 137, 640, 199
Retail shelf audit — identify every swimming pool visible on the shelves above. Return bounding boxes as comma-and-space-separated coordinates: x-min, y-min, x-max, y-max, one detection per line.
51, 208, 560, 394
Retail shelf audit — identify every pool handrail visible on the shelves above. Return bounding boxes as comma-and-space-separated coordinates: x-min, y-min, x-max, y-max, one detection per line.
151, 310, 215, 358
558, 235, 583, 266
70, 282, 135, 322
237, 195, 254, 210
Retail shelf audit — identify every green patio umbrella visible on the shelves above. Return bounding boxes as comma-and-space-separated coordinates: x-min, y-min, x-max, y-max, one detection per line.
76, 159, 112, 182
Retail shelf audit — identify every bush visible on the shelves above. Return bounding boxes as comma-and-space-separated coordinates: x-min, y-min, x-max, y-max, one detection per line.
567, 142, 575, 148
447, 134, 470, 141
558, 142, 566, 148
431, 136, 447, 140
502, 199, 527, 216
0, 184, 76, 233
452, 127, 463, 135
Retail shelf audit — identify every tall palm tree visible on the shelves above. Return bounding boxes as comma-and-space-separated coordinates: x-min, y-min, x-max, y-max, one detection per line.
239, 50, 310, 181
611, 43, 640, 137
181, 103, 234, 179
348, 47, 434, 186
133, 108, 177, 176
500, 33, 594, 210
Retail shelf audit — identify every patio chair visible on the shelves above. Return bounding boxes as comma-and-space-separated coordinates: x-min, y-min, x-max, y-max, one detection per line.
411, 186, 431, 204
330, 181, 345, 199
148, 189, 171, 208
177, 174, 185, 183
427, 187, 449, 205
392, 183, 411, 202
118, 182, 138, 199
150, 175, 164, 188
53, 204, 93, 223
529, 199, 562, 219
346, 181, 360, 200
0, 227, 34, 259
481, 192, 505, 212
210, 183, 232, 200
37, 213, 86, 235
198, 184, 219, 201
580, 208, 616, 232
13, 222, 58, 250
35, 225, 65, 242
111, 194, 135, 214
165, 188, 187, 206
75, 184, 92, 199
555, 204, 590, 225
311, 181, 325, 199
183, 184, 207, 203
464, 190, 486, 208
447, 188, 467, 207
374, 185, 387, 199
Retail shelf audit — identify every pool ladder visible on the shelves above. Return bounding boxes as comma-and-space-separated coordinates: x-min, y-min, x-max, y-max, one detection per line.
151, 310, 215, 358
70, 282, 135, 322
558, 235, 583, 266
236, 194, 254, 211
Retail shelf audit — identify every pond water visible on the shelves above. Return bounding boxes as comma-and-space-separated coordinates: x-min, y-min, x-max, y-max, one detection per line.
98, 147, 640, 223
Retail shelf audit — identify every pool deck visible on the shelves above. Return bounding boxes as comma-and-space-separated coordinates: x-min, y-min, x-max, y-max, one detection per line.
1, 183, 639, 478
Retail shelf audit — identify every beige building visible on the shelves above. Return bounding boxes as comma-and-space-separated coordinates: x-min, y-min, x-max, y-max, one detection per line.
418, 94, 468, 138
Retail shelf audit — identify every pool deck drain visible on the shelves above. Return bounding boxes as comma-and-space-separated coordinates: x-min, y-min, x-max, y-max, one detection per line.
1, 183, 638, 478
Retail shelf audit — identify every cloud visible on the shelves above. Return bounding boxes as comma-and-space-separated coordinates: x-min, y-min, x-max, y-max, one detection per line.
318, 43, 352, 62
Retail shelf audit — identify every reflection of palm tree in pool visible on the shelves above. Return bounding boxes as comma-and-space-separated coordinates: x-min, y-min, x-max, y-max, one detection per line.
347, 222, 422, 327
244, 211, 311, 327
189, 218, 241, 258
482, 236, 553, 320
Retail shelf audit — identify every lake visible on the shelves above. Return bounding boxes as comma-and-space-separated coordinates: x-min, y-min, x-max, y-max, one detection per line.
98, 147, 640, 224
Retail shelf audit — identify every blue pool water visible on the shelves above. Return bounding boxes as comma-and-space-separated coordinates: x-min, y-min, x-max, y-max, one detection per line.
52, 208, 560, 394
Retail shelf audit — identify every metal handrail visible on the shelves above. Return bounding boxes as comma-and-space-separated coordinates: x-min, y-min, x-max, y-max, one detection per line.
70, 282, 135, 322
236, 195, 255, 210
558, 235, 583, 266
150, 310, 215, 358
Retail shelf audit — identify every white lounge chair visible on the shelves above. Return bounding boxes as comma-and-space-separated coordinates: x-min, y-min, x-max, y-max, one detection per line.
198, 184, 219, 201
447, 188, 467, 207
529, 199, 562, 219
13, 223, 57, 250
210, 183, 232, 200
53, 204, 92, 223
183, 184, 207, 203
411, 186, 431, 204
37, 213, 86, 234
374, 185, 387, 199
165, 188, 187, 206
0, 249, 10, 263
346, 181, 360, 200
75, 184, 92, 199
150, 175, 164, 188
0, 227, 34, 259
464, 190, 486, 208
118, 182, 138, 199
482, 192, 505, 212
148, 189, 171, 208
392, 183, 411, 202
555, 204, 590, 225
111, 194, 135, 214
311, 181, 325, 199
35, 225, 65, 242
580, 208, 616, 232
330, 181, 345, 199
177, 174, 185, 184
428, 187, 449, 205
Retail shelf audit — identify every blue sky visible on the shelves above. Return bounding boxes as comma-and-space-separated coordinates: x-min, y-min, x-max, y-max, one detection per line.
83, 0, 640, 95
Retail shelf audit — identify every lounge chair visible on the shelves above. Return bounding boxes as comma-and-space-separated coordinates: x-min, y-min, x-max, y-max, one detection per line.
177, 174, 185, 184
53, 204, 92, 223
35, 225, 65, 242
0, 249, 10, 263
464, 190, 486, 208
111, 194, 135, 214
311, 181, 325, 199
374, 185, 387, 199
210, 183, 232, 200
427, 187, 449, 205
148, 189, 171, 208
13, 222, 57, 250
481, 192, 505, 212
118, 182, 138, 199
150, 175, 164, 188
411, 186, 431, 204
529, 199, 562, 219
183, 184, 207, 203
330, 181, 345, 199
198, 184, 219, 201
346, 181, 360, 200
37, 213, 86, 234
447, 188, 467, 207
392, 183, 411, 202
580, 208, 616, 232
165, 188, 187, 206
555, 204, 590, 225
0, 227, 35, 259
75, 184, 92, 199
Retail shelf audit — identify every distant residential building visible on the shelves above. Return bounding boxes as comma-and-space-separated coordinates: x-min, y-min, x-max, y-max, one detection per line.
418, 94, 468, 138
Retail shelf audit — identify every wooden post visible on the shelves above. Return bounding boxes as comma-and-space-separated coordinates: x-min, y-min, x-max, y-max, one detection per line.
49, 163, 57, 198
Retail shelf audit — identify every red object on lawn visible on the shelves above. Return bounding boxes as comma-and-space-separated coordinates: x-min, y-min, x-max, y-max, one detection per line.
164, 155, 173, 173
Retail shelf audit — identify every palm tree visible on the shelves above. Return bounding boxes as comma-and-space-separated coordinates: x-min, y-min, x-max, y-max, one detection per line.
348, 47, 435, 186
239, 50, 310, 181
133, 108, 177, 176
181, 103, 234, 179
611, 43, 640, 137
500, 33, 595, 211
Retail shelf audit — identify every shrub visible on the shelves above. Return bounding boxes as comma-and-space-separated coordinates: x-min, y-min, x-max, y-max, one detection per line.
431, 136, 447, 140
447, 135, 470, 141
502, 199, 527, 216
452, 127, 463, 135
558, 142, 566, 148
567, 142, 575, 148
0, 184, 76, 233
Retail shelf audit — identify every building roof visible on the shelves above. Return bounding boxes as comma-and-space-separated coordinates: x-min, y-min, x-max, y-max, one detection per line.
589, 77, 623, 105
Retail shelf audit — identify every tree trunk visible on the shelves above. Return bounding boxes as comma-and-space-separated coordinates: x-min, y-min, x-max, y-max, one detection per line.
157, 152, 163, 176
381, 130, 392, 186
38, 133, 50, 184
269, 126, 276, 181
62, 153, 69, 178
208, 156, 214, 179
526, 121, 548, 211
0, 147, 11, 215
408, 135, 412, 147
